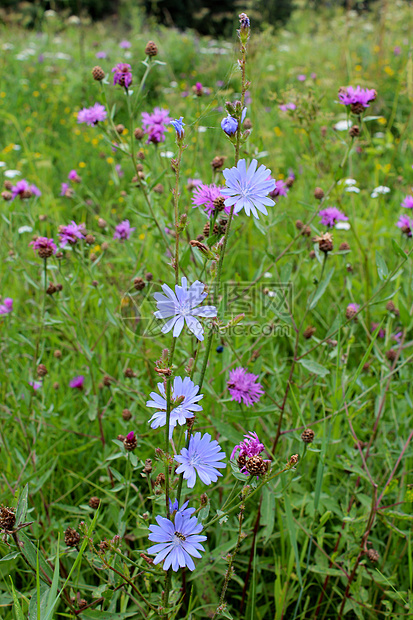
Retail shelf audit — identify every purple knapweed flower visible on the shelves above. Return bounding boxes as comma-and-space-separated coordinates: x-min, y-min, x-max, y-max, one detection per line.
297, 74, 306, 82
30, 237, 57, 258
401, 195, 413, 209
231, 431, 265, 464
148, 507, 206, 571
30, 184, 42, 197
11, 179, 40, 200
153, 277, 217, 341
221, 115, 238, 136
0, 298, 13, 315
142, 107, 171, 144
192, 183, 229, 216
397, 214, 413, 237
174, 432, 226, 488
227, 367, 264, 407
29, 381, 42, 390
371, 323, 385, 338
68, 169, 81, 183
96, 51, 107, 59
170, 117, 185, 139
77, 103, 107, 126
112, 63, 132, 88
319, 207, 349, 228
311, 72, 317, 79
279, 103, 296, 111
393, 331, 403, 342
119, 40, 131, 49
269, 179, 288, 200
194, 82, 203, 96
59, 221, 86, 246
147, 376, 203, 437
60, 183, 70, 196
115, 164, 124, 177
346, 303, 360, 321
338, 86, 377, 109
69, 375, 85, 389
394, 46, 401, 56
126, 430, 135, 441
221, 159, 276, 219
114, 219, 135, 241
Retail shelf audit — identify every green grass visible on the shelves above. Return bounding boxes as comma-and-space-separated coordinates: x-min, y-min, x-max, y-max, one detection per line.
1, 2, 413, 618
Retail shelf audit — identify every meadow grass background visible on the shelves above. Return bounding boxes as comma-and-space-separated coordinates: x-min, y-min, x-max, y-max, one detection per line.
1, 2, 413, 618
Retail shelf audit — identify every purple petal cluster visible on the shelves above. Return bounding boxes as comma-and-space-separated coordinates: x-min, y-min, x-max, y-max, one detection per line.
147, 376, 203, 437
192, 183, 229, 216
319, 207, 348, 228
69, 375, 85, 389
153, 277, 217, 341
269, 179, 288, 199
11, 179, 41, 200
113, 219, 135, 241
221, 159, 276, 219
401, 195, 413, 209
59, 221, 86, 246
77, 103, 107, 126
68, 169, 81, 183
227, 367, 264, 407
231, 431, 265, 460
148, 504, 206, 571
112, 63, 133, 88
0, 298, 13, 315
371, 323, 385, 338
338, 86, 377, 108
30, 237, 57, 257
396, 214, 413, 237
174, 432, 226, 488
279, 102, 296, 111
141, 107, 171, 144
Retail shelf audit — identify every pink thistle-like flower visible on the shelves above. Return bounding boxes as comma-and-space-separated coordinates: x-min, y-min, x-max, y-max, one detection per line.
319, 207, 348, 228
59, 221, 86, 246
126, 430, 135, 441
11, 179, 41, 200
338, 86, 376, 108
29, 381, 42, 390
227, 367, 264, 407
96, 51, 107, 59
30, 237, 57, 257
269, 179, 288, 200
297, 74, 306, 82
112, 63, 133, 88
69, 375, 85, 389
401, 195, 413, 209
68, 170, 81, 183
141, 107, 171, 145
113, 219, 135, 241
279, 103, 296, 111
371, 323, 385, 338
77, 103, 107, 126
119, 40, 131, 49
192, 183, 230, 216
60, 183, 70, 197
231, 431, 265, 460
397, 214, 413, 237
0, 298, 13, 315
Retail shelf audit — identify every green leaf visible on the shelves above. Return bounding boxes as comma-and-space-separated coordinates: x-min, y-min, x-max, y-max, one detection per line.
298, 359, 330, 377
261, 485, 276, 543
376, 251, 389, 281
15, 483, 29, 526
309, 268, 334, 309
392, 238, 408, 260
9, 577, 25, 620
